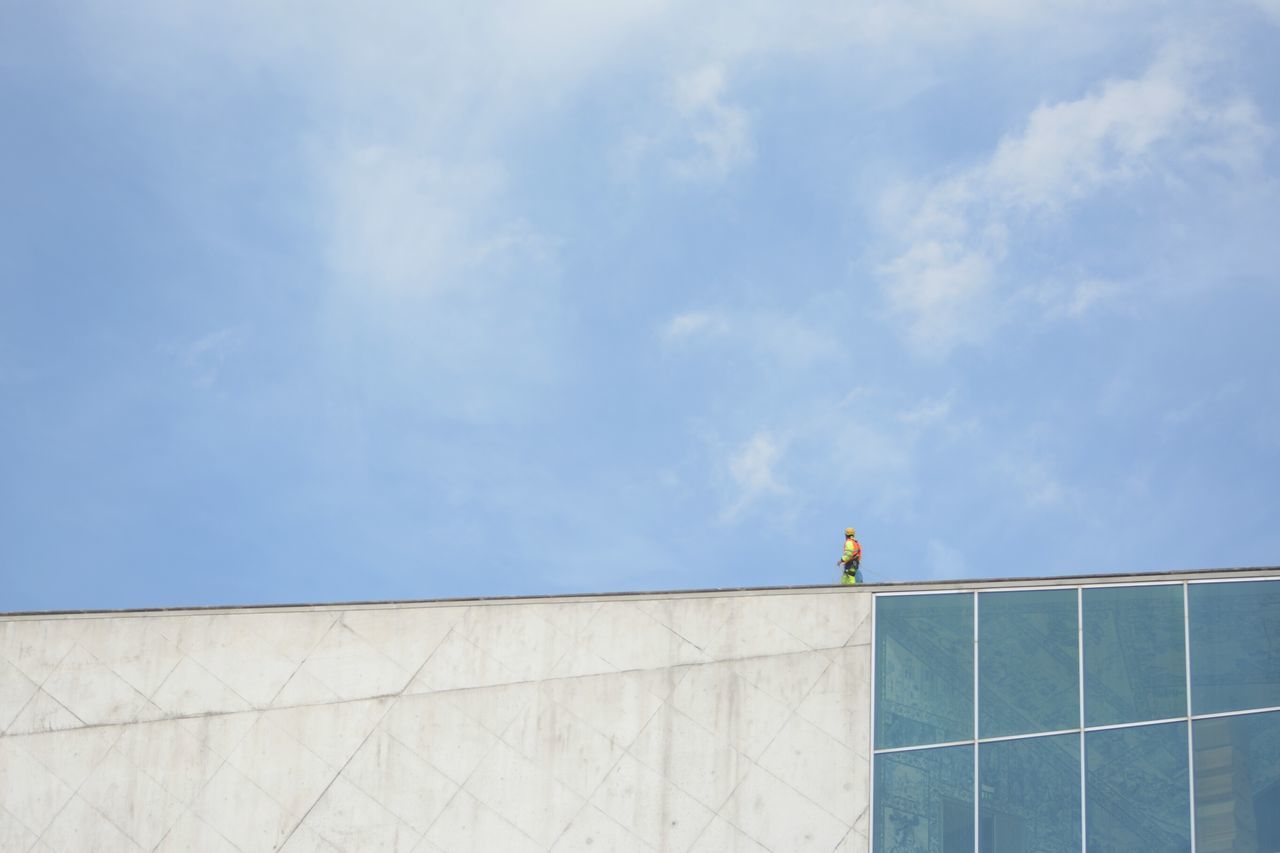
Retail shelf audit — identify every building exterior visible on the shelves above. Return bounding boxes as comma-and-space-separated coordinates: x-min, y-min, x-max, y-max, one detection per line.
872, 569, 1280, 853
0, 566, 1276, 852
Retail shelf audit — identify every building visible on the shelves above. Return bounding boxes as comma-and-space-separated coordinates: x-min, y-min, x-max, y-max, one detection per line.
1, 565, 1277, 852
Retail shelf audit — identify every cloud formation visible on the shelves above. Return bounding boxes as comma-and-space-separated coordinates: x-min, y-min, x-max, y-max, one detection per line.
660, 310, 732, 343
5, 0, 1278, 608
720, 432, 789, 522
878, 45, 1270, 354
669, 65, 755, 181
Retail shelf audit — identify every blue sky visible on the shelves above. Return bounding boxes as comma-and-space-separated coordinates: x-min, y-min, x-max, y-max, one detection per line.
3, 1, 1279, 610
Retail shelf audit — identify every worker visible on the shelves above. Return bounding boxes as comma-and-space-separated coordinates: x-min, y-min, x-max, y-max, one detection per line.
838, 527, 862, 585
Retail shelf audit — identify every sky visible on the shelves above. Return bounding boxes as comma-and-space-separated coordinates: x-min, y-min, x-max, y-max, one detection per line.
2, 1, 1279, 611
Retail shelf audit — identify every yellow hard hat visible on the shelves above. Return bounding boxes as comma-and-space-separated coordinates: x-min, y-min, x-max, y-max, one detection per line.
845, 527, 856, 536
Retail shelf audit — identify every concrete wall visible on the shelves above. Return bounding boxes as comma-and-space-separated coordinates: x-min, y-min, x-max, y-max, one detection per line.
0, 588, 872, 852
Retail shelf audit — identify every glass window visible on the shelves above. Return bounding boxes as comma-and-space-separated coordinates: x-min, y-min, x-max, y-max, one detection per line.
1086, 722, 1191, 853
1193, 710, 1280, 853
979, 589, 1078, 739
979, 733, 1080, 853
1083, 584, 1186, 727
874, 745, 974, 853
876, 593, 974, 749
1189, 580, 1280, 715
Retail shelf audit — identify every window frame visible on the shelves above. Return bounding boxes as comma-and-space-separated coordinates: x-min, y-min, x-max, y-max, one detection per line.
870, 576, 1280, 853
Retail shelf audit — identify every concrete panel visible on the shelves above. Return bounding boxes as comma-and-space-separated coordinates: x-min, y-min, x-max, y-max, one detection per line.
342, 608, 454, 673
0, 737, 75, 836
72, 617, 184, 698
0, 619, 84, 685
293, 624, 411, 701
549, 804, 654, 852
155, 811, 247, 853
296, 776, 420, 853
795, 644, 872, 757
501, 690, 625, 798
589, 755, 715, 851
40, 645, 159, 727
464, 740, 584, 846
0, 585, 877, 852
688, 816, 771, 853
406, 630, 519, 694
424, 789, 543, 853
191, 762, 295, 852
757, 713, 864, 824
40, 794, 143, 853
151, 657, 254, 718
113, 719, 225, 804
380, 693, 498, 786
667, 661, 793, 760
6, 688, 82, 735
717, 767, 849, 853
77, 749, 186, 850
578, 603, 710, 671
1, 658, 42, 731
341, 728, 457, 834
627, 704, 751, 810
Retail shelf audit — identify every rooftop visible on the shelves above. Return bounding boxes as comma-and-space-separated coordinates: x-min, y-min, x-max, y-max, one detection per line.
3, 563, 1277, 620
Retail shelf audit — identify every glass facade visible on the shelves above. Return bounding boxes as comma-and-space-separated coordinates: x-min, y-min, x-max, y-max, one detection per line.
875, 592, 973, 749
980, 733, 1080, 852
1192, 710, 1280, 852
979, 589, 1078, 738
1086, 722, 1190, 852
874, 745, 974, 853
1084, 584, 1186, 727
1189, 580, 1280, 716
872, 576, 1280, 853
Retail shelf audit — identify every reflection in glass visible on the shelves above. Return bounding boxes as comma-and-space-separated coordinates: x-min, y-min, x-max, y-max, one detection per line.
979, 589, 1078, 739
979, 734, 1080, 853
875, 745, 974, 853
1193, 710, 1280, 853
1189, 580, 1280, 715
1084, 584, 1186, 727
1086, 722, 1191, 853
876, 593, 974, 749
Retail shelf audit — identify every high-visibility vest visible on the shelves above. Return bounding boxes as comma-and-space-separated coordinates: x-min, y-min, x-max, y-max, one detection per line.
842, 538, 861, 565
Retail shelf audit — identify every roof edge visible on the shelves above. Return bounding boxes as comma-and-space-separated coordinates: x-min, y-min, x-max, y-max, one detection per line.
3, 564, 1278, 620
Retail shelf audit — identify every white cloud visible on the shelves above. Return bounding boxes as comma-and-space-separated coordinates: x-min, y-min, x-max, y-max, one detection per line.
669, 65, 755, 182
702, 384, 1079, 537
1033, 277, 1127, 320
64, 1, 1206, 347
661, 310, 732, 342
614, 64, 755, 184
719, 432, 789, 522
313, 143, 563, 422
707, 387, 960, 525
64, 0, 667, 415
879, 45, 1271, 355
880, 241, 1001, 351
323, 146, 518, 296
660, 306, 840, 368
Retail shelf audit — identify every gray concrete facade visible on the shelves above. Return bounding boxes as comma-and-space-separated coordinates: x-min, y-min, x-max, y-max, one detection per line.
4, 566, 1274, 853
0, 586, 873, 852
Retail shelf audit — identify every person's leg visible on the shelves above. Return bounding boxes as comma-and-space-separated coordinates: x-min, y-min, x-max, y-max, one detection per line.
840, 571, 857, 585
